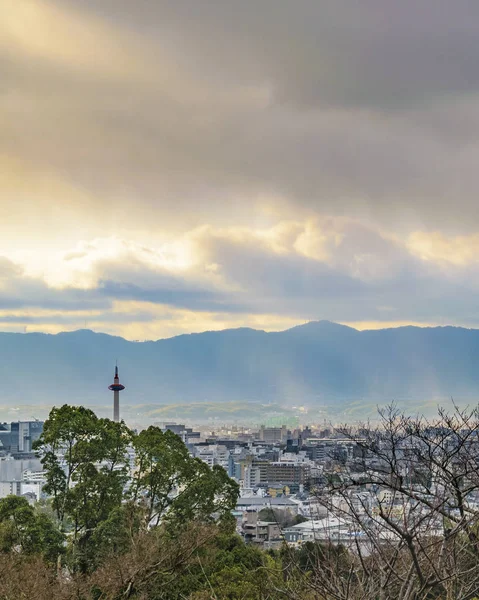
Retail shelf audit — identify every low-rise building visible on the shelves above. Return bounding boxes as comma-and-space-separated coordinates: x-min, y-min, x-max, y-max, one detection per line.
242, 509, 282, 547
283, 516, 357, 545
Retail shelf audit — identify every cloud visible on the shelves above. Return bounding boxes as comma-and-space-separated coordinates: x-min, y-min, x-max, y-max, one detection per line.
0, 256, 109, 312
63, 0, 479, 109
2, 1, 479, 335
2, 0, 479, 240
1, 218, 479, 338
407, 231, 479, 266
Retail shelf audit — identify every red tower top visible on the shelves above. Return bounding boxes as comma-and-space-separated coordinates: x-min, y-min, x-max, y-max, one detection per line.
108, 365, 125, 392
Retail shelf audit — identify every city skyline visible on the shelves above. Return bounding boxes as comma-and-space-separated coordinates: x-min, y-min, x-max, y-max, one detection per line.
3, 1, 479, 339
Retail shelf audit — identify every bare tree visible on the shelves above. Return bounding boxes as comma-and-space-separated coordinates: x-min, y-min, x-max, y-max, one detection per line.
282, 404, 479, 599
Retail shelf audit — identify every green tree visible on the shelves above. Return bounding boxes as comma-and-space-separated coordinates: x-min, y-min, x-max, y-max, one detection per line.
131, 426, 239, 529
34, 406, 131, 527
34, 405, 132, 571
0, 495, 64, 562
88, 503, 142, 569
34, 405, 102, 523
34, 407, 239, 575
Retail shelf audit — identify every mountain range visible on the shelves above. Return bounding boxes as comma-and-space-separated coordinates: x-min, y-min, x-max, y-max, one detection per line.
0, 321, 478, 422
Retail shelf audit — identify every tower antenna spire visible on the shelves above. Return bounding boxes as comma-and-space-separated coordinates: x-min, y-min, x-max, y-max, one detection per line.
108, 363, 125, 422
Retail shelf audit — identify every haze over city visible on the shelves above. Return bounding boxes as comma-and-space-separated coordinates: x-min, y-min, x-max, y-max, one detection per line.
3, 1, 479, 341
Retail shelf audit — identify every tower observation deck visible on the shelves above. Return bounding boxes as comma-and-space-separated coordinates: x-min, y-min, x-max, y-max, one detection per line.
108, 365, 125, 423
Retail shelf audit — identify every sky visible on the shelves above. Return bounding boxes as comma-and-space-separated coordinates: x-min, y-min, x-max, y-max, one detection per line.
2, 0, 479, 339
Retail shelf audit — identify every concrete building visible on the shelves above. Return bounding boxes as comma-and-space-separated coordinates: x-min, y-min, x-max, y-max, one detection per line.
266, 462, 311, 486
241, 457, 310, 488
0, 420, 43, 454
20, 481, 44, 502
161, 424, 201, 444
242, 509, 282, 546
195, 444, 230, 469
0, 455, 43, 482
259, 425, 288, 443
292, 497, 329, 519
0, 454, 45, 500
283, 516, 357, 545
0, 481, 21, 497
236, 495, 299, 513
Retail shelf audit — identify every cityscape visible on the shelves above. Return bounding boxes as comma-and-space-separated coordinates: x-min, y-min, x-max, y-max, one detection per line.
2, 363, 478, 553
0, 363, 369, 547
2, 360, 479, 598
4, 0, 479, 597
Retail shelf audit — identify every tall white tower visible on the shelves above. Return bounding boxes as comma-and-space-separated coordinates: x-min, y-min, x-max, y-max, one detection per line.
108, 365, 125, 423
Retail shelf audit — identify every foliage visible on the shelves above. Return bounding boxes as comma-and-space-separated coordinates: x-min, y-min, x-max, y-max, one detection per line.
0, 495, 64, 562
30, 404, 239, 575
130, 426, 238, 530
87, 526, 287, 600
10, 403, 479, 598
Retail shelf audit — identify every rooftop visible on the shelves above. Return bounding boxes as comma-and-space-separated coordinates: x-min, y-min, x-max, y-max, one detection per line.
237, 496, 297, 506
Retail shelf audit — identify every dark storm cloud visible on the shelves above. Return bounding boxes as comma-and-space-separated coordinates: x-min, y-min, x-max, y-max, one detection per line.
68, 0, 479, 109
4, 0, 479, 235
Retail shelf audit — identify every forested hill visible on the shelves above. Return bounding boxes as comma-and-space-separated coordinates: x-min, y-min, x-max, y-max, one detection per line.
0, 321, 478, 409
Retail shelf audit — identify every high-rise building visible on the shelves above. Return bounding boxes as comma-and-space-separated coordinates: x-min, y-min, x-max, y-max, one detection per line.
258, 425, 288, 443
0, 420, 43, 454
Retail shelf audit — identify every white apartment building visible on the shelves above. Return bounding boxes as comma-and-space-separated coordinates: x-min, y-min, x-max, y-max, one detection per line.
195, 444, 230, 469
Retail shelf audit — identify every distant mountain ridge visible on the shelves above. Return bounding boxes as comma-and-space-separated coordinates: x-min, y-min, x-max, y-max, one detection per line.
0, 321, 478, 410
